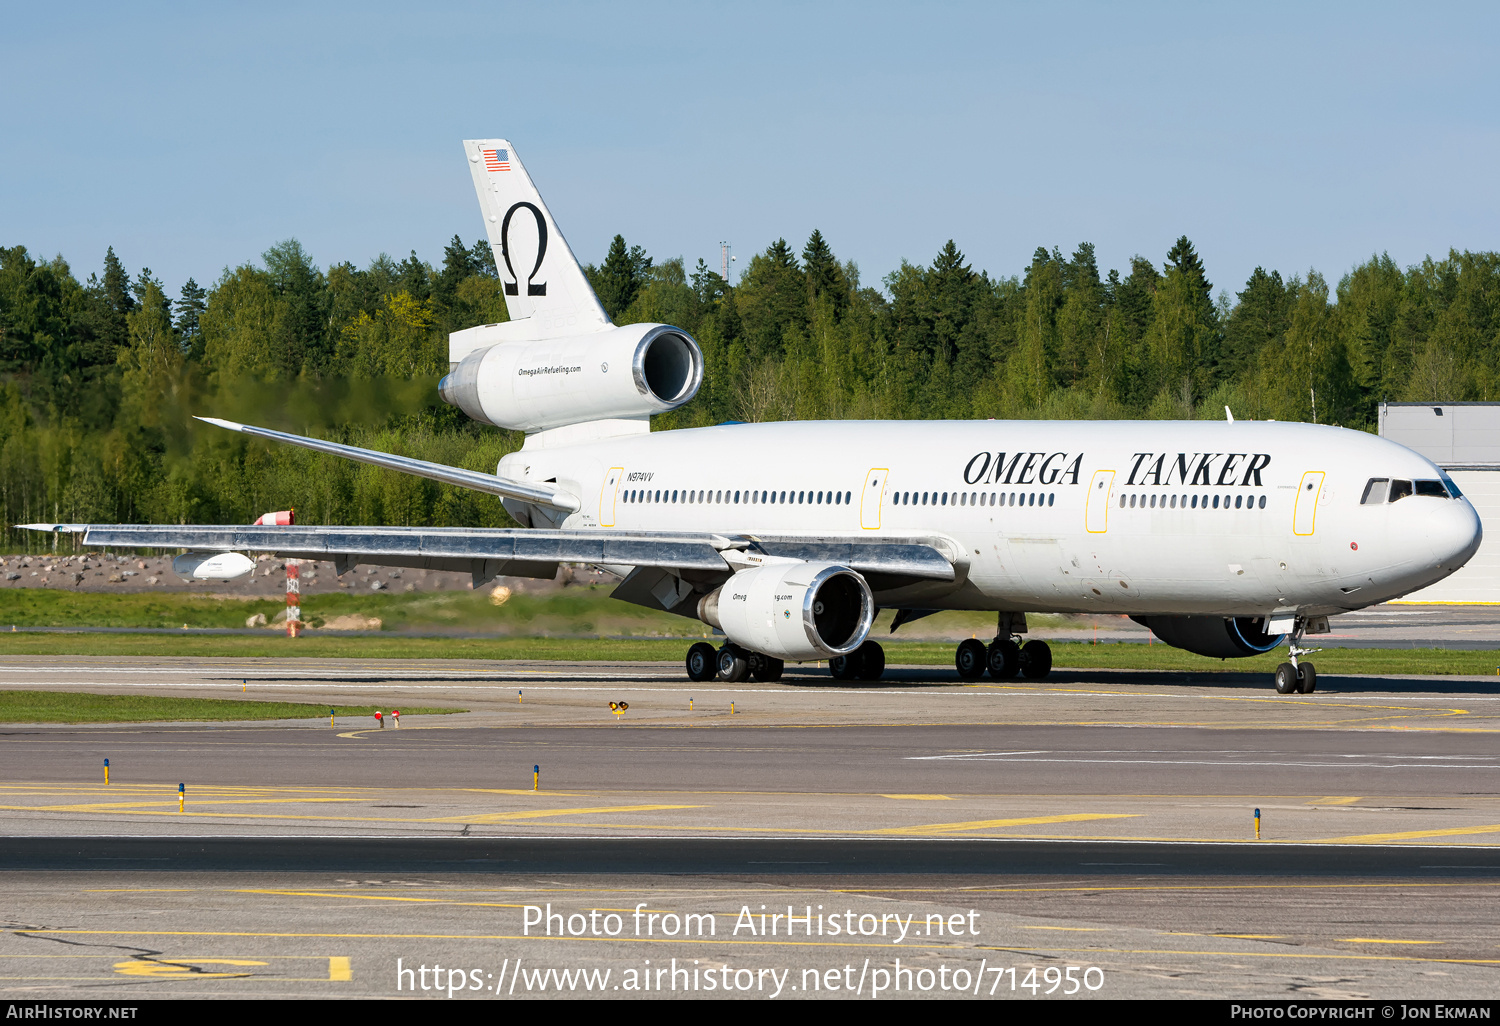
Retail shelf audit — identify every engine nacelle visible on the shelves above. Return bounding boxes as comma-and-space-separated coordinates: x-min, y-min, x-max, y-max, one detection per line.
172, 551, 256, 581
438, 323, 703, 432
699, 562, 875, 662
1131, 615, 1286, 659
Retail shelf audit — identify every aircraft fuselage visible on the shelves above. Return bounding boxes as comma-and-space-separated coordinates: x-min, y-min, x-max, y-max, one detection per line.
502, 418, 1481, 619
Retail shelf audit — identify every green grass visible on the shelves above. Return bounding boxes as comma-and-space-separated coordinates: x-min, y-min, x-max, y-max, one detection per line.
0, 633, 701, 660
0, 631, 1496, 676
0, 588, 286, 629
0, 585, 713, 636
0, 690, 464, 724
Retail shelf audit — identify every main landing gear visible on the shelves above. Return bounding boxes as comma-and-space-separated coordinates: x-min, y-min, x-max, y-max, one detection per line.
1273, 619, 1318, 695
685, 642, 785, 683
955, 612, 1051, 681
682, 641, 886, 682
955, 637, 1052, 680
830, 640, 885, 681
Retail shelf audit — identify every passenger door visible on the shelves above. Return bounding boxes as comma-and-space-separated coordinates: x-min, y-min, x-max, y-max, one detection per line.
860, 468, 888, 530
1086, 469, 1115, 533
599, 467, 624, 526
1293, 471, 1325, 536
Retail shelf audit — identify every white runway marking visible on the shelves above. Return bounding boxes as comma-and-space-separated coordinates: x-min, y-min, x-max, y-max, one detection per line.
1344, 611, 1433, 617
907, 751, 1500, 770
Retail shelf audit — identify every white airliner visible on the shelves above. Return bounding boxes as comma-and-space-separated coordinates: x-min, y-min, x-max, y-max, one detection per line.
25, 140, 1483, 695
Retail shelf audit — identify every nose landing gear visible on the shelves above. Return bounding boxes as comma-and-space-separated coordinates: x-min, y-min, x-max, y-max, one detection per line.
1274, 619, 1319, 694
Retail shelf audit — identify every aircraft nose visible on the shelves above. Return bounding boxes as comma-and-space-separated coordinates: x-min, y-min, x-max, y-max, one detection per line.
1429, 499, 1483, 570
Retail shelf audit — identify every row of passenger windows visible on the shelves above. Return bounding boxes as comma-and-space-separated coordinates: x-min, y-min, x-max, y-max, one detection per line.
622, 487, 1059, 509
892, 490, 1054, 508
1360, 477, 1457, 504
624, 488, 853, 506
1123, 492, 1266, 510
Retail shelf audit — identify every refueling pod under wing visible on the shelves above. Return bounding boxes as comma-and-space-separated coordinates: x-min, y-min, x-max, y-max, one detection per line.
172, 551, 256, 582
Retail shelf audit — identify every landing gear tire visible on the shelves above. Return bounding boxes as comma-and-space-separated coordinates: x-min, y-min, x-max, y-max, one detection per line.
717, 645, 750, 683
829, 650, 858, 680
987, 639, 1020, 679
1274, 662, 1299, 695
1019, 640, 1053, 679
686, 642, 717, 682
749, 653, 784, 682
856, 641, 885, 681
955, 639, 987, 680
1298, 661, 1317, 694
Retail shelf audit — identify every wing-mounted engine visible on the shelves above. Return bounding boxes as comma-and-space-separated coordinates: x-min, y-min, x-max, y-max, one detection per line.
1131, 615, 1285, 658
696, 561, 876, 662
439, 321, 702, 433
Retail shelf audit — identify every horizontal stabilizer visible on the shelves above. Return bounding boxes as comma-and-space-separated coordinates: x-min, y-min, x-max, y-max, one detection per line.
195, 417, 580, 513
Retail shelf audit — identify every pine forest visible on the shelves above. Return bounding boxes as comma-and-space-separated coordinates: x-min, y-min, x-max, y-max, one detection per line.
1, 229, 1497, 549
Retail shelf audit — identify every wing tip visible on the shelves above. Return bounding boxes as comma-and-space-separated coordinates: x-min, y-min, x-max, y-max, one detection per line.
196, 416, 241, 431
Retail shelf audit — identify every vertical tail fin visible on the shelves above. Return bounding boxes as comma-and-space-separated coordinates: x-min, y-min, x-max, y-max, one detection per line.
463, 139, 611, 338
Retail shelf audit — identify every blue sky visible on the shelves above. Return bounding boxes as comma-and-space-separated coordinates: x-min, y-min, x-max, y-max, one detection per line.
4, 2, 1497, 303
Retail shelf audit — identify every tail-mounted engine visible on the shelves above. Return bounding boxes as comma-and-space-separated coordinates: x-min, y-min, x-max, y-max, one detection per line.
439, 322, 702, 432
698, 562, 875, 662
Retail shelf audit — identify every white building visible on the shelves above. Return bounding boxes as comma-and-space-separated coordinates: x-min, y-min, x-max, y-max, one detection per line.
1380, 402, 1500, 603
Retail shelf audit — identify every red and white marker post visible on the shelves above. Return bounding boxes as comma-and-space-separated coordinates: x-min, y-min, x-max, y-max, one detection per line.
253, 510, 300, 638
285, 559, 301, 637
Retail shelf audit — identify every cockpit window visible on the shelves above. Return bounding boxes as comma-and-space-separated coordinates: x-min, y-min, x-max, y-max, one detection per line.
1361, 478, 1389, 504
1389, 479, 1414, 502
1415, 479, 1449, 498
1441, 473, 1464, 499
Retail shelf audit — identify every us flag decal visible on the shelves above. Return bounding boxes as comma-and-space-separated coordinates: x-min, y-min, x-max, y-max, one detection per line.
482, 148, 511, 172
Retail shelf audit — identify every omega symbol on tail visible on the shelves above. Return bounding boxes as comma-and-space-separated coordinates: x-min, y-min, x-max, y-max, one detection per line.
500, 202, 548, 297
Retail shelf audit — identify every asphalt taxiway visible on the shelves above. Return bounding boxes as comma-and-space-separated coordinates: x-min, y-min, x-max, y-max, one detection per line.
2, 652, 1499, 999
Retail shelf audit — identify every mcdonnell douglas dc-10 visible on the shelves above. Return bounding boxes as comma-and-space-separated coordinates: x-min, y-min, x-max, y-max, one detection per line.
26, 140, 1483, 695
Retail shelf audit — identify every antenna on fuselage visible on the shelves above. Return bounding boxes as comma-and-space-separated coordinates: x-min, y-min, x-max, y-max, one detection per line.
1225, 406, 1235, 423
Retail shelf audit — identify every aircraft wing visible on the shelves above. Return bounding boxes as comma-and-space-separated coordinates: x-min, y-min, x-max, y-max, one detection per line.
194, 417, 581, 513
19, 523, 957, 589
23, 415, 957, 599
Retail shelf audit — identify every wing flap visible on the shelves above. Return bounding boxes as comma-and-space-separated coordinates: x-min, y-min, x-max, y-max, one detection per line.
58, 524, 731, 571
746, 539, 956, 581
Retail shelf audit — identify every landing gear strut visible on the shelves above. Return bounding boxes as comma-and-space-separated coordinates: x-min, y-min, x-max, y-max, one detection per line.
1274, 619, 1318, 695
